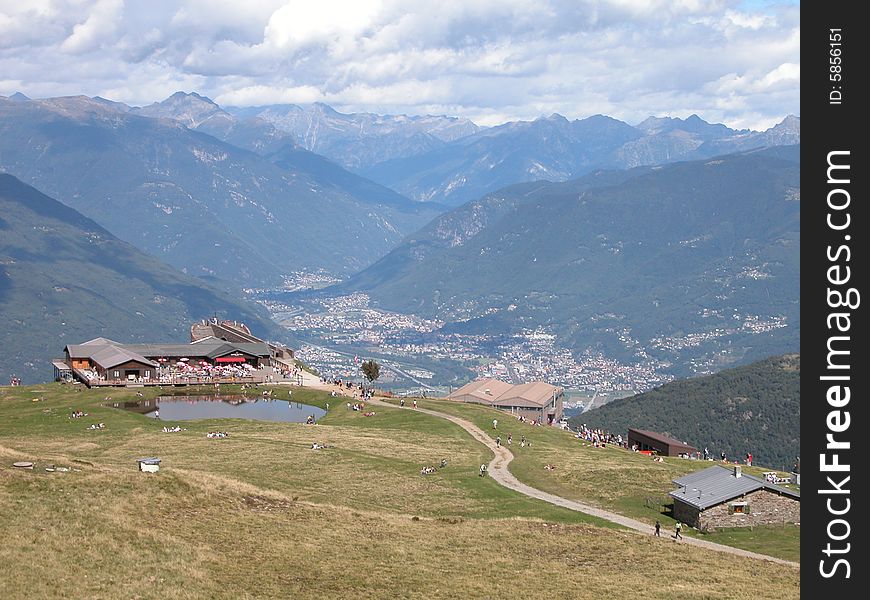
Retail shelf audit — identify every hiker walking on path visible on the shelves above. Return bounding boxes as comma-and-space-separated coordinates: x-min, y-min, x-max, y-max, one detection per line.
400, 398, 405, 407
413, 400, 417, 409
655, 520, 661, 537
675, 521, 683, 540
496, 436, 501, 447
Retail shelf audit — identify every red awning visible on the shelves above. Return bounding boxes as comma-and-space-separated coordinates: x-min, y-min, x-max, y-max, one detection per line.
216, 357, 247, 363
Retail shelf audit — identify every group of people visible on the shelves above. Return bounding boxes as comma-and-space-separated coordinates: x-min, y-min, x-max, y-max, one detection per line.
162, 425, 184, 433
206, 431, 229, 438
86, 423, 106, 430
311, 442, 330, 450
575, 424, 624, 447
69, 410, 88, 419
420, 459, 448, 475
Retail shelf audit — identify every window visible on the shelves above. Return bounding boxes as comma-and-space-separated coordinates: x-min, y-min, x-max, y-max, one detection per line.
730, 502, 749, 514
113, 371, 120, 378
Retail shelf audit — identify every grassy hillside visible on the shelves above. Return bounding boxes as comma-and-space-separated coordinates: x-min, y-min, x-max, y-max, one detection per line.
1, 383, 799, 599
0, 174, 283, 384
572, 354, 800, 470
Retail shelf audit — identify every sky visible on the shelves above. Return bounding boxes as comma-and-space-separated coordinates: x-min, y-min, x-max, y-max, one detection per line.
0, 0, 799, 129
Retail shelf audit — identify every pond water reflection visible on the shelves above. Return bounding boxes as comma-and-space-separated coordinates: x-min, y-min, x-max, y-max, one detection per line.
112, 395, 325, 423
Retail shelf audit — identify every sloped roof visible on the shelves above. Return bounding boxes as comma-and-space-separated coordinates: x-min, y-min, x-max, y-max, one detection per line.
629, 428, 696, 451
67, 339, 272, 363
81, 337, 121, 346
123, 342, 226, 357
448, 378, 561, 408
89, 344, 157, 369
448, 378, 514, 404
493, 381, 559, 407
669, 465, 800, 510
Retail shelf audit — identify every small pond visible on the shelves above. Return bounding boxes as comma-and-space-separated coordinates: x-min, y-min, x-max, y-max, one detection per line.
112, 395, 326, 423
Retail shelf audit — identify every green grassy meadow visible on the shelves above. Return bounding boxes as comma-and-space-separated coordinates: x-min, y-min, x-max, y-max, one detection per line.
0, 384, 799, 599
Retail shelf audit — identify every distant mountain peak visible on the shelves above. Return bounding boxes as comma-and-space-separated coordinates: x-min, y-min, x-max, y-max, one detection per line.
165, 91, 218, 106
8, 91, 30, 102
134, 91, 229, 129
772, 115, 800, 131
538, 113, 568, 122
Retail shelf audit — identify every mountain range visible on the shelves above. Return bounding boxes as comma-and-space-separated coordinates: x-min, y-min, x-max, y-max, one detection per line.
572, 354, 800, 470
0, 94, 443, 285
41, 91, 799, 211
0, 174, 281, 384
334, 146, 800, 376
131, 91, 480, 170
0, 90, 800, 385
362, 113, 800, 206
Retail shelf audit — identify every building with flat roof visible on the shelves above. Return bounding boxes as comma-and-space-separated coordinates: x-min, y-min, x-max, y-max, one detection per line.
627, 428, 697, 457
669, 465, 800, 531
447, 378, 563, 424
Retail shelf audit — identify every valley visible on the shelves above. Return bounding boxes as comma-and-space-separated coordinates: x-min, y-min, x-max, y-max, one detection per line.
258, 286, 790, 399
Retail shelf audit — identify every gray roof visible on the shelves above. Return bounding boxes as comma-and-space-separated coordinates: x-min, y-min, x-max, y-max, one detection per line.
65, 339, 271, 364
123, 342, 225, 357
89, 345, 157, 369
669, 465, 800, 510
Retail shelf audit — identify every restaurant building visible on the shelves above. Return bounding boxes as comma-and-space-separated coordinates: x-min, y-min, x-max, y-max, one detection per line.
61, 336, 273, 386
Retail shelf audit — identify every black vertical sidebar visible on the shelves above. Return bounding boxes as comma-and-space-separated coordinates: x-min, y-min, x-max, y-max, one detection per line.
803, 2, 865, 595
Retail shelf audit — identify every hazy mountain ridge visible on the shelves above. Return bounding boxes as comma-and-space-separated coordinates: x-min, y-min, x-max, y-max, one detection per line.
0, 95, 443, 285
225, 101, 481, 170
0, 173, 282, 384
362, 113, 800, 206
335, 147, 800, 376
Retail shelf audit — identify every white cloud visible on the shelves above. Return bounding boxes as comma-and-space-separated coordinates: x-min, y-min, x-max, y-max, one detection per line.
59, 0, 124, 54
0, 0, 799, 129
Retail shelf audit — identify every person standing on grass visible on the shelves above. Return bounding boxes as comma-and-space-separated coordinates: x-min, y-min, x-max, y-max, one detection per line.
413, 399, 417, 409
507, 433, 512, 445
492, 418, 498, 430
675, 521, 682, 540
654, 520, 661, 537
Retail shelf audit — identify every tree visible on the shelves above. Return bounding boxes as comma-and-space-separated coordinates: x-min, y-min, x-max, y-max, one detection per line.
361, 360, 380, 385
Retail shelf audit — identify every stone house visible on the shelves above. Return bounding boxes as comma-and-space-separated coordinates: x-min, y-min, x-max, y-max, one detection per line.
669, 465, 800, 531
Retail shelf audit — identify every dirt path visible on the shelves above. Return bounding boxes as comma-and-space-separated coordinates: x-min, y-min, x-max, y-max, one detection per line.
363, 396, 799, 569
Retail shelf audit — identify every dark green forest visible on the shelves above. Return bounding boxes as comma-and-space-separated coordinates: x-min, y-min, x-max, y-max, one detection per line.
572, 354, 800, 470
